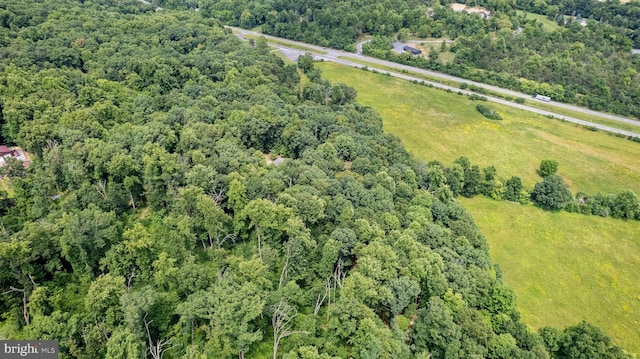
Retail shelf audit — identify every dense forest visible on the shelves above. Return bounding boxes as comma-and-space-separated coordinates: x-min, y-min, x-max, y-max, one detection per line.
172, 0, 640, 118
0, 0, 634, 358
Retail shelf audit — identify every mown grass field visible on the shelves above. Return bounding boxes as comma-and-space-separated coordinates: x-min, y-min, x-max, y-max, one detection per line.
516, 10, 562, 32
460, 197, 640, 355
336, 56, 640, 133
317, 61, 640, 354
317, 62, 640, 195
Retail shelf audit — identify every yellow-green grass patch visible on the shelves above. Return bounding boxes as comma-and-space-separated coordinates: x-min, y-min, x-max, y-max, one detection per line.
413, 44, 456, 63
336, 57, 640, 132
317, 62, 640, 195
0, 179, 14, 198
460, 196, 640, 355
516, 10, 562, 32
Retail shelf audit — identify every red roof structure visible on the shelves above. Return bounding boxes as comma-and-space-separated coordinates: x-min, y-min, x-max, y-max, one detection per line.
0, 145, 11, 155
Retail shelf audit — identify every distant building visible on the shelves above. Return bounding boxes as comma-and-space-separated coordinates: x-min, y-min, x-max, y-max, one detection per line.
632, 49, 640, 55
0, 145, 30, 168
534, 94, 551, 102
403, 45, 422, 55
450, 3, 491, 19
0, 146, 12, 157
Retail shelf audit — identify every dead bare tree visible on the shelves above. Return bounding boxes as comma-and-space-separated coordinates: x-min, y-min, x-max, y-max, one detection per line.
126, 268, 136, 293
313, 277, 331, 315
333, 259, 346, 289
209, 188, 225, 204
45, 138, 60, 152
212, 232, 236, 251
2, 274, 36, 326
95, 179, 108, 199
144, 313, 174, 359
3, 286, 29, 325
278, 253, 289, 291
272, 300, 309, 359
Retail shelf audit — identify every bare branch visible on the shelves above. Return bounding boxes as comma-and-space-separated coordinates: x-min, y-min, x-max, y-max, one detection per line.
272, 300, 308, 359
2, 286, 24, 295
127, 268, 136, 292
3, 286, 29, 325
209, 188, 225, 204
333, 260, 346, 289
214, 233, 236, 251
278, 251, 290, 291
314, 278, 330, 316
144, 312, 174, 359
45, 139, 59, 151
95, 179, 108, 200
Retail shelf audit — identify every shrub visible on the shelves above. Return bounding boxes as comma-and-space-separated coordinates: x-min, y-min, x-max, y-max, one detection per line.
539, 159, 559, 178
476, 104, 502, 120
468, 94, 488, 101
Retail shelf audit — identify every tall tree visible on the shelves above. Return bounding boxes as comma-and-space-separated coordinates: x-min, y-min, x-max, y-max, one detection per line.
531, 175, 573, 210
236, 199, 293, 260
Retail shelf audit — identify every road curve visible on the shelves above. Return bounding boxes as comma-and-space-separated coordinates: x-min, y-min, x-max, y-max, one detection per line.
356, 40, 371, 55
230, 27, 640, 133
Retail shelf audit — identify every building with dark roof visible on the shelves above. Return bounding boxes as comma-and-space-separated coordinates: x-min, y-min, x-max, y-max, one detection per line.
403, 45, 422, 55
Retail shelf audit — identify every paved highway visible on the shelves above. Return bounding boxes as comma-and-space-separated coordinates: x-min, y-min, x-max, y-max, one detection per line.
231, 27, 640, 138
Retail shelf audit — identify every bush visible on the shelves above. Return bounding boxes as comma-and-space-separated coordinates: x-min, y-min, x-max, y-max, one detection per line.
468, 94, 488, 101
469, 84, 487, 94
539, 159, 559, 178
514, 97, 526, 104
476, 104, 502, 120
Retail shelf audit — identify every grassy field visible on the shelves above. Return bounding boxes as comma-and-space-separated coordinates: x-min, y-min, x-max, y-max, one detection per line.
334, 57, 640, 133
516, 10, 562, 32
460, 197, 640, 355
317, 62, 640, 195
